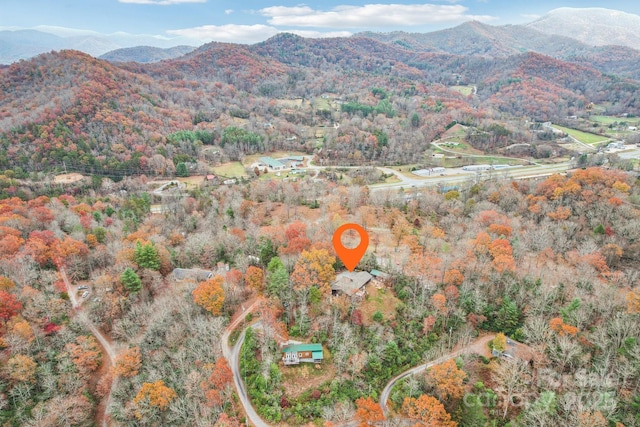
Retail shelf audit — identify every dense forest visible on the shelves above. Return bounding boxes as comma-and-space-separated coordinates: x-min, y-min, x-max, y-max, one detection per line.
0, 165, 639, 426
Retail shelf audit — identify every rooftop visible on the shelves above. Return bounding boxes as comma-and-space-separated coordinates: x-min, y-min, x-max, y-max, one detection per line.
331, 271, 373, 295
282, 343, 323, 353
259, 156, 285, 168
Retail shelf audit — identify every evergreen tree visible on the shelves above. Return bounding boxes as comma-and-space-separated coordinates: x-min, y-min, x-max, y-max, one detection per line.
459, 394, 488, 427
134, 241, 160, 270
495, 296, 521, 335
121, 268, 142, 293
266, 257, 289, 299
176, 162, 189, 177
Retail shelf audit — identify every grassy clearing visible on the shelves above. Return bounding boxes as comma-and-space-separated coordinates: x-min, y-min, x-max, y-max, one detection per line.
552, 125, 609, 145
275, 98, 304, 108
438, 142, 484, 155
384, 175, 401, 184
212, 162, 247, 178
450, 85, 473, 96
177, 176, 206, 190
361, 286, 401, 326
314, 97, 332, 111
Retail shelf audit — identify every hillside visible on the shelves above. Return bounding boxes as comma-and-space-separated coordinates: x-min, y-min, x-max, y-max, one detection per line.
359, 21, 640, 80
1, 32, 640, 177
99, 45, 196, 63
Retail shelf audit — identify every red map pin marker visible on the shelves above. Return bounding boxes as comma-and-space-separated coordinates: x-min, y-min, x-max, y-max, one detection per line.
332, 223, 369, 272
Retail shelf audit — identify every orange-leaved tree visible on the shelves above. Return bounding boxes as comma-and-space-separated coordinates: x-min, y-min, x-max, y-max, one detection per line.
202, 357, 233, 407
114, 346, 142, 378
133, 380, 177, 416
355, 396, 385, 426
244, 266, 264, 292
290, 248, 336, 295
426, 359, 467, 401
627, 290, 640, 314
401, 394, 456, 427
6, 354, 37, 383
192, 275, 225, 316
65, 335, 102, 378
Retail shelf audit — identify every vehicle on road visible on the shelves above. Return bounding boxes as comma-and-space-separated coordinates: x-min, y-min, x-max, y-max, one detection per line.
78, 285, 88, 290
81, 291, 89, 298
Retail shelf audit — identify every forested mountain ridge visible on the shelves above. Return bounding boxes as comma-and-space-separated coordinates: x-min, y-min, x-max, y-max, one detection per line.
359, 21, 640, 80
1, 31, 640, 177
99, 45, 196, 64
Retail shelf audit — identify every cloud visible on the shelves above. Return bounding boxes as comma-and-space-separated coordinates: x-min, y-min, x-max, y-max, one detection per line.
521, 14, 541, 20
167, 24, 353, 44
259, 3, 496, 28
118, 0, 206, 5
167, 24, 280, 44
225, 9, 234, 15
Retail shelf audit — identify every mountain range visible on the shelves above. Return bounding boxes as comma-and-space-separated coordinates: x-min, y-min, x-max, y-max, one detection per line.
2, 7, 640, 175
0, 27, 197, 64
1, 7, 640, 65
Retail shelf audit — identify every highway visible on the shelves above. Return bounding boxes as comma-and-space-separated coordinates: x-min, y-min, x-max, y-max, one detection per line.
369, 162, 573, 192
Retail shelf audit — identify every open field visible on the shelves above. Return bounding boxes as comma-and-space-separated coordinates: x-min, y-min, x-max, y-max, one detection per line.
590, 115, 640, 126
275, 98, 304, 108
212, 162, 247, 178
313, 97, 332, 111
438, 141, 484, 155
177, 176, 206, 189
54, 173, 85, 184
552, 124, 610, 145
361, 286, 401, 326
450, 85, 473, 96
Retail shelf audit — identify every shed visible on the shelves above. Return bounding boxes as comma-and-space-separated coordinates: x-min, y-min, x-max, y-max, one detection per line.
370, 269, 390, 280
281, 343, 323, 365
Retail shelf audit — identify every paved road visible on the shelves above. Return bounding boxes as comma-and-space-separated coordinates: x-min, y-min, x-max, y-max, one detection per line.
379, 334, 495, 417
369, 162, 573, 193
431, 141, 541, 165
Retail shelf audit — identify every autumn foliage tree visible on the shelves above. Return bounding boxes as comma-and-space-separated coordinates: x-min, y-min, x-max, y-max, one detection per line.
202, 357, 233, 407
426, 359, 467, 401
133, 380, 177, 415
627, 290, 640, 314
0, 291, 22, 324
192, 275, 225, 315
244, 265, 264, 292
6, 354, 37, 383
65, 335, 102, 378
492, 332, 508, 352
0, 276, 16, 291
401, 394, 456, 427
355, 396, 385, 426
290, 248, 336, 295
114, 346, 142, 378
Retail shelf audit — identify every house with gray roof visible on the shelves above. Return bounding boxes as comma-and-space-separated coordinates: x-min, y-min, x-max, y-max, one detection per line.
331, 271, 373, 297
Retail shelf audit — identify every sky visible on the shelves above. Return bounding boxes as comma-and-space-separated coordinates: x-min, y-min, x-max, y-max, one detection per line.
2, 0, 640, 45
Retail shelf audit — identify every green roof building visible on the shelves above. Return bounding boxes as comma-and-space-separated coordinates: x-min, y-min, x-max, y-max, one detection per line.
281, 343, 323, 365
